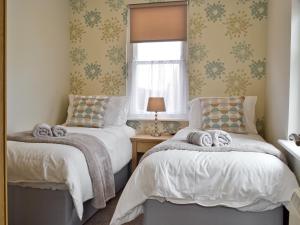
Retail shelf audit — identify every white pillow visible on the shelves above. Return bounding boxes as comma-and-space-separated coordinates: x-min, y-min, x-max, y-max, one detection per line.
188, 96, 258, 134
104, 96, 129, 126
66, 95, 129, 127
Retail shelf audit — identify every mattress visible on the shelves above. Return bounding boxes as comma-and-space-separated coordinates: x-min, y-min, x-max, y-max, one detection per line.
110, 127, 299, 225
7, 125, 135, 218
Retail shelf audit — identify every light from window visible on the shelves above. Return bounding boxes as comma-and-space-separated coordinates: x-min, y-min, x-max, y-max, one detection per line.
128, 41, 188, 120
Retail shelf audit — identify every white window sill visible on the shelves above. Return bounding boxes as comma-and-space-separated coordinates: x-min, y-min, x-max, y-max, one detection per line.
278, 139, 300, 161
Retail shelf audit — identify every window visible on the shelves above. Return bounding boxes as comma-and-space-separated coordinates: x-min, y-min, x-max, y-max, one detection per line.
127, 1, 188, 120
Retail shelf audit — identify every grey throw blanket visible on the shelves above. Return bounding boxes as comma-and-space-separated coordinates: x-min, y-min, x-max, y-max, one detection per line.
141, 138, 286, 163
8, 131, 115, 209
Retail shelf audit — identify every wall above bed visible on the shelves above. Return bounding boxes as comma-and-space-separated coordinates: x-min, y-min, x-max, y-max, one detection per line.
69, 0, 267, 135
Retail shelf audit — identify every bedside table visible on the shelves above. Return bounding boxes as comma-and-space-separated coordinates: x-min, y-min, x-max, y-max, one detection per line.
130, 134, 173, 172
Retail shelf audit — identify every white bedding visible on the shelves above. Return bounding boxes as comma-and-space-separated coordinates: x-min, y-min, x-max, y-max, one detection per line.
7, 125, 135, 219
110, 128, 299, 225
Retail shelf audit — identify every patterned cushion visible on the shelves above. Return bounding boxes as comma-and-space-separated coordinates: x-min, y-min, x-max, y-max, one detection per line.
200, 96, 247, 134
67, 96, 108, 128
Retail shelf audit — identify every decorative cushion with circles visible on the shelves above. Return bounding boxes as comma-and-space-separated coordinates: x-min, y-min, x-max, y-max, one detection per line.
200, 96, 247, 134
67, 96, 108, 128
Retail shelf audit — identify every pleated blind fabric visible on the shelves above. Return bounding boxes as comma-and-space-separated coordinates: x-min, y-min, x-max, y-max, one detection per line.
130, 1, 187, 43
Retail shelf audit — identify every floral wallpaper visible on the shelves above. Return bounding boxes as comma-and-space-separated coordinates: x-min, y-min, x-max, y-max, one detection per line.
69, 0, 268, 135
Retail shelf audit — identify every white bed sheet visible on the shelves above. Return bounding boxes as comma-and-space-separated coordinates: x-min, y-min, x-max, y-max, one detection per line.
7, 125, 135, 219
110, 128, 299, 225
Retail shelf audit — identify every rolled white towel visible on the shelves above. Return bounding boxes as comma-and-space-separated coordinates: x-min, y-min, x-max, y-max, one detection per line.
32, 123, 53, 137
187, 131, 213, 147
51, 125, 67, 137
207, 130, 232, 147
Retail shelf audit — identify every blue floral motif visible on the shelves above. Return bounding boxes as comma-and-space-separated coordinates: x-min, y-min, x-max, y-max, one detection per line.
189, 44, 208, 63
204, 60, 225, 80
205, 2, 225, 22
105, 0, 124, 11
121, 8, 128, 25
191, 0, 207, 6
84, 9, 101, 28
250, 0, 267, 21
126, 120, 141, 130
106, 46, 125, 65
162, 121, 181, 135
70, 0, 86, 13
84, 62, 102, 80
230, 42, 253, 63
249, 59, 266, 79
122, 63, 128, 79
70, 48, 87, 65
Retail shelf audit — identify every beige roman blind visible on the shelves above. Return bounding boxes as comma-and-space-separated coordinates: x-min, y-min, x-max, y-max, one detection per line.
129, 1, 187, 43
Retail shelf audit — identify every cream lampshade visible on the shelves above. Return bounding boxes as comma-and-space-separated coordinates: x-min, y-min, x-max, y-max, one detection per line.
147, 97, 166, 137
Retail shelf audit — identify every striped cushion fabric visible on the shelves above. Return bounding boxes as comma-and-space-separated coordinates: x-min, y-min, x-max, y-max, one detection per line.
200, 96, 247, 134
67, 96, 108, 128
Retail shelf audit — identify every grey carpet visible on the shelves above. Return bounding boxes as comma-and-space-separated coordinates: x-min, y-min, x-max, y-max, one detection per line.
84, 192, 143, 225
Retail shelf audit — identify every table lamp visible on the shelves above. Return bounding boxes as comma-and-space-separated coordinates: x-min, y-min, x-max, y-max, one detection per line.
147, 97, 166, 137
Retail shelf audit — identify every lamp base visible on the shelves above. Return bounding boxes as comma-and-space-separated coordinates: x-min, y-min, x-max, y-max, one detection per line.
151, 132, 161, 137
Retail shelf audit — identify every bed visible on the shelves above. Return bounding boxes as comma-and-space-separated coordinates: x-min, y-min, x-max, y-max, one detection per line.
7, 95, 135, 225
110, 96, 299, 225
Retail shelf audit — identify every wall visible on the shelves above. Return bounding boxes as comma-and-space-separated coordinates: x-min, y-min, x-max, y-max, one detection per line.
288, 0, 300, 135
69, 0, 268, 134
265, 0, 292, 145
7, 0, 70, 133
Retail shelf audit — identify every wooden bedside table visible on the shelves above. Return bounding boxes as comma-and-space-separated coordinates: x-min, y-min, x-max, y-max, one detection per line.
131, 134, 173, 172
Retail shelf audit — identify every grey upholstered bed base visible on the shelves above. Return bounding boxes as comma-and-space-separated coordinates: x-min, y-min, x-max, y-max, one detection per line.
144, 200, 286, 225
8, 163, 130, 225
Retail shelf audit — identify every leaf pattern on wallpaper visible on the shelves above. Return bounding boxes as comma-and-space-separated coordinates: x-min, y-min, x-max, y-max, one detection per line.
189, 43, 208, 64
106, 46, 126, 65
205, 2, 226, 22
70, 0, 87, 14
70, 47, 87, 65
99, 72, 125, 95
84, 62, 102, 80
230, 41, 254, 63
224, 11, 252, 39
189, 70, 206, 97
249, 58, 266, 80
106, 0, 125, 11
70, 20, 86, 43
100, 18, 123, 43
223, 70, 251, 95
250, 0, 268, 21
84, 9, 101, 28
204, 60, 225, 80
189, 13, 207, 39
70, 72, 86, 95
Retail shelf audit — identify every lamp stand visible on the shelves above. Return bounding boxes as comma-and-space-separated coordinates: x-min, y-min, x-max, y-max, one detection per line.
152, 111, 160, 137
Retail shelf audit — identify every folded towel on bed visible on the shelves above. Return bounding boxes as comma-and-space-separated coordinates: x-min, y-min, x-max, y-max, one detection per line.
51, 125, 67, 137
32, 123, 53, 137
207, 130, 232, 147
187, 131, 212, 147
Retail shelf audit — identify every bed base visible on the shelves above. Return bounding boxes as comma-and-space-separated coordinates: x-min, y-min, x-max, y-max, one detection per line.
144, 200, 286, 225
8, 163, 130, 225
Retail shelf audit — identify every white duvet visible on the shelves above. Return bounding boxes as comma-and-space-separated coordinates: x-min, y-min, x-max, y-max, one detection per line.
110, 128, 299, 225
7, 125, 135, 219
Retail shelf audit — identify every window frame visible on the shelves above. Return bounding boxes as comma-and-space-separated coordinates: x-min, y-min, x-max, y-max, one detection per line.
126, 40, 189, 121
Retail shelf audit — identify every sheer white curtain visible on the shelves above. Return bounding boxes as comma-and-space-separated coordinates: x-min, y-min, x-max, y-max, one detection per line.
128, 41, 188, 120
